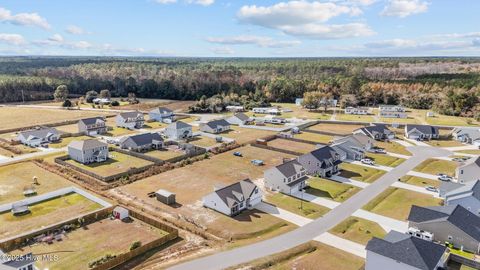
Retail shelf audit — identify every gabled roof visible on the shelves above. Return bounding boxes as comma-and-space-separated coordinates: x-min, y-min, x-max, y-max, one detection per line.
79, 117, 105, 125
452, 127, 480, 139
308, 145, 338, 162
232, 112, 250, 121
213, 179, 258, 208
19, 127, 59, 139
204, 119, 230, 129
168, 121, 191, 130
445, 180, 480, 201
366, 230, 447, 270
150, 107, 173, 114
406, 124, 439, 135
356, 124, 393, 137
120, 133, 163, 146
68, 139, 107, 151
119, 111, 143, 119
274, 159, 305, 178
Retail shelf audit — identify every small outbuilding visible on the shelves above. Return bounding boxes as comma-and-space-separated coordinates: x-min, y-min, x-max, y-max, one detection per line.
155, 189, 176, 205
11, 201, 30, 216
112, 206, 129, 220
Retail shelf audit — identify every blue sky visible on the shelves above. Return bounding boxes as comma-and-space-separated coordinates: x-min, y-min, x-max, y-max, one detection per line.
0, 0, 479, 57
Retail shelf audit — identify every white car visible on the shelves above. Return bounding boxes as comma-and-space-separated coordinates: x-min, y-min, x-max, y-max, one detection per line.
361, 158, 375, 165
438, 175, 452, 182
374, 148, 386, 154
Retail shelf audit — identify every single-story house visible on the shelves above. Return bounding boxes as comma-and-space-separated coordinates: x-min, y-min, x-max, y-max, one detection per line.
297, 146, 342, 177
456, 156, 480, 184
452, 127, 480, 145
0, 252, 36, 270
379, 110, 408, 118
149, 107, 174, 123
112, 206, 129, 220
155, 189, 176, 205
116, 111, 145, 129
225, 105, 245, 112
119, 132, 163, 151
164, 121, 193, 140
405, 124, 440, 140
17, 127, 60, 147
379, 105, 405, 112
78, 117, 107, 135
443, 180, 480, 216
365, 230, 448, 270
68, 139, 109, 164
408, 204, 480, 253
264, 159, 308, 195
345, 106, 370, 115
200, 119, 231, 134
252, 107, 281, 115
202, 179, 262, 216
353, 124, 395, 141
227, 112, 252, 125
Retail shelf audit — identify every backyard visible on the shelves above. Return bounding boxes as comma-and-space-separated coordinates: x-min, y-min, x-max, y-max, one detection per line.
339, 163, 386, 183
49, 135, 93, 148
222, 126, 276, 144
413, 158, 458, 176
144, 148, 185, 161
330, 217, 387, 245
267, 138, 316, 154
189, 135, 219, 148
293, 132, 334, 144
305, 177, 360, 202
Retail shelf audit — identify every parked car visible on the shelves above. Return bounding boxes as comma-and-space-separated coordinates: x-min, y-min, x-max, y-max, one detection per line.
251, 159, 264, 166
374, 148, 386, 154
361, 158, 375, 165
233, 152, 242, 157
452, 157, 463, 162
438, 175, 452, 182
425, 186, 438, 192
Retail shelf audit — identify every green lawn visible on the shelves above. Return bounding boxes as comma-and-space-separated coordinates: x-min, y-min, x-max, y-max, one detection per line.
457, 149, 480, 155
400, 175, 440, 188
335, 113, 375, 123
49, 135, 92, 148
363, 188, 443, 220
339, 163, 386, 183
425, 139, 465, 148
366, 153, 405, 167
413, 158, 458, 176
293, 132, 333, 144
375, 140, 412, 156
105, 127, 138, 136
266, 193, 330, 219
306, 177, 360, 202
330, 217, 387, 245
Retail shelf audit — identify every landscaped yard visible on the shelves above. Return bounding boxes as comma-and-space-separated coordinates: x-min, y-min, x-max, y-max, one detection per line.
330, 217, 387, 245
293, 132, 334, 144
363, 188, 443, 220
375, 140, 412, 156
222, 126, 276, 144
267, 138, 316, 154
9, 217, 168, 270
425, 139, 465, 147
49, 135, 93, 148
306, 177, 360, 202
307, 123, 365, 135
0, 193, 102, 239
65, 151, 154, 177
413, 158, 458, 176
400, 175, 441, 188
365, 153, 405, 167
339, 163, 386, 183
266, 193, 330, 219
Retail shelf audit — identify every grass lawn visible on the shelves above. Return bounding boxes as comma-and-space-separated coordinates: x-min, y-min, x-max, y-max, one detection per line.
189, 135, 219, 148
266, 193, 330, 219
271, 103, 333, 120
105, 126, 138, 137
0, 193, 102, 239
267, 138, 316, 154
375, 140, 412, 156
413, 158, 458, 176
9, 218, 168, 270
56, 123, 81, 133
66, 151, 154, 177
339, 163, 386, 183
330, 217, 387, 245
380, 117, 420, 124
294, 132, 334, 144
49, 135, 92, 148
0, 143, 38, 157
366, 153, 405, 167
144, 148, 185, 160
425, 139, 465, 148
0, 162, 73, 204
400, 175, 441, 188
143, 121, 167, 129
222, 126, 276, 144
457, 149, 480, 155
306, 177, 360, 202
363, 188, 443, 220
424, 113, 480, 127
335, 113, 375, 123
307, 123, 365, 135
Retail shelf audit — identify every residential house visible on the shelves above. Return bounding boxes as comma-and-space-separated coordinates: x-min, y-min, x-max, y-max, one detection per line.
353, 124, 395, 141
78, 117, 107, 135
200, 119, 231, 134
407, 204, 480, 253
0, 252, 36, 270
331, 134, 374, 160
17, 127, 60, 147
456, 156, 480, 184
405, 124, 440, 140
119, 132, 163, 151
366, 230, 448, 270
264, 159, 308, 195
225, 105, 245, 112
378, 105, 407, 118
452, 127, 480, 146
116, 111, 144, 129
227, 112, 251, 125
345, 106, 370, 115
202, 179, 262, 216
92, 98, 111, 105
443, 180, 480, 216
297, 146, 342, 177
164, 121, 193, 140
149, 107, 174, 123
68, 139, 108, 164
252, 107, 281, 115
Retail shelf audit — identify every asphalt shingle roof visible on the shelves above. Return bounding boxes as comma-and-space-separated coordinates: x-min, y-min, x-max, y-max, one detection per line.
119, 111, 143, 119
406, 124, 439, 135
79, 117, 105, 125
275, 159, 305, 178
68, 139, 107, 150
150, 107, 173, 114
205, 119, 230, 129
233, 112, 249, 121
120, 132, 163, 147
19, 127, 59, 139
168, 121, 191, 129
214, 179, 257, 208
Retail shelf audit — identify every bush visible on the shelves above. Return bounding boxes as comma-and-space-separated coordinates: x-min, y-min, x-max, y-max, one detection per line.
111, 100, 120, 106
130, 241, 142, 251
62, 99, 72, 107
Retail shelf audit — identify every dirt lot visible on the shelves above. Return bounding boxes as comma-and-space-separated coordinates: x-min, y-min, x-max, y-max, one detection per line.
267, 138, 316, 154
293, 132, 334, 144
307, 123, 365, 135
144, 146, 185, 160
9, 217, 168, 270
119, 99, 195, 113
222, 126, 276, 144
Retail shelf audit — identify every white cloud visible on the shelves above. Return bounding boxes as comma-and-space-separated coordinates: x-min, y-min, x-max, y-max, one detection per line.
155, 0, 177, 4
211, 46, 234, 55
0, 33, 26, 45
206, 35, 301, 48
188, 0, 214, 6
473, 38, 480, 47
99, 43, 174, 56
66, 25, 89, 35
0, 7, 50, 29
280, 22, 374, 39
33, 34, 92, 49
381, 0, 428, 18
346, 0, 377, 6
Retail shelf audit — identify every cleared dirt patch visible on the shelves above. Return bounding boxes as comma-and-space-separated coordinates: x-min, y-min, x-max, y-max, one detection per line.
307, 123, 365, 135
267, 138, 316, 154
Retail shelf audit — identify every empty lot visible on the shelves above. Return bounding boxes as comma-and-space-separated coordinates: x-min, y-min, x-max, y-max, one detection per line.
307, 123, 365, 135
222, 126, 276, 144
267, 138, 316, 154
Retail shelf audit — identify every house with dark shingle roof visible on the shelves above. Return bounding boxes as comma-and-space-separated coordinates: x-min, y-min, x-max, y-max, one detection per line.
452, 127, 480, 145
443, 180, 480, 216
200, 119, 231, 134
405, 124, 439, 140
115, 111, 144, 129
78, 116, 107, 135
149, 107, 174, 123
353, 124, 395, 141
297, 145, 342, 177
17, 127, 60, 147
366, 230, 448, 270
264, 159, 307, 195
164, 121, 193, 140
68, 139, 108, 164
407, 204, 480, 253
456, 156, 480, 184
331, 134, 373, 161
227, 112, 252, 125
119, 132, 164, 151
202, 179, 262, 216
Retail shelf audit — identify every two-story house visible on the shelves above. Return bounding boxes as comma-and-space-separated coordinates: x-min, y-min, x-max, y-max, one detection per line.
164, 121, 193, 140
456, 156, 480, 184
78, 117, 107, 135
148, 107, 174, 123
297, 146, 342, 177
115, 111, 144, 129
68, 139, 109, 164
264, 159, 308, 195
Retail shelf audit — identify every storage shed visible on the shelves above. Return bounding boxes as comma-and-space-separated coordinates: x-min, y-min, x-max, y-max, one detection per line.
11, 201, 30, 215
112, 206, 129, 220
155, 189, 176, 205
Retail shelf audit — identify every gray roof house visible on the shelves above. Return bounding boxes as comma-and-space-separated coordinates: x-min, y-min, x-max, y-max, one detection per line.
119, 132, 164, 151
164, 121, 193, 140
443, 180, 480, 216
17, 127, 60, 147
407, 204, 480, 253
353, 124, 395, 141
149, 107, 174, 123
264, 159, 307, 195
227, 112, 251, 125
0, 252, 36, 270
405, 124, 439, 140
200, 119, 231, 134
456, 156, 480, 184
452, 127, 480, 145
115, 111, 144, 129
202, 179, 262, 216
297, 146, 342, 178
78, 117, 107, 135
68, 139, 108, 164
331, 134, 373, 161
366, 230, 448, 270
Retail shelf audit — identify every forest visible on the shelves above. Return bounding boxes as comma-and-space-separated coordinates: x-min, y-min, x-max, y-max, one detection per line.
0, 56, 479, 118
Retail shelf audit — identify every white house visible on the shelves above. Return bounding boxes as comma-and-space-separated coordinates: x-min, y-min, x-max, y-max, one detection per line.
225, 105, 245, 112
404, 124, 439, 140
345, 106, 370, 115
252, 107, 281, 115
227, 113, 251, 125
379, 105, 407, 118
0, 252, 36, 270
149, 107, 174, 123
443, 180, 480, 216
264, 159, 308, 195
112, 206, 129, 220
68, 139, 109, 164
456, 156, 480, 184
116, 111, 145, 129
164, 121, 193, 140
17, 127, 60, 147
452, 127, 480, 145
200, 119, 231, 134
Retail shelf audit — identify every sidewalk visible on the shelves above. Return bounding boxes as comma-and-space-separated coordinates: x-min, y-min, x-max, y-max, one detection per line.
443, 145, 479, 151
254, 202, 311, 226
350, 161, 393, 172
353, 209, 408, 232
329, 175, 369, 188
391, 181, 439, 197
291, 191, 340, 209
393, 139, 414, 147
386, 152, 411, 159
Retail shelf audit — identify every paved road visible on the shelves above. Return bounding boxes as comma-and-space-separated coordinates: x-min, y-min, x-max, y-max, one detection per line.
169, 146, 452, 270
0, 147, 67, 166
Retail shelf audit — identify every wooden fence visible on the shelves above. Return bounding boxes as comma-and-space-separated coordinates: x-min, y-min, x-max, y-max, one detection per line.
277, 135, 320, 145
251, 142, 303, 156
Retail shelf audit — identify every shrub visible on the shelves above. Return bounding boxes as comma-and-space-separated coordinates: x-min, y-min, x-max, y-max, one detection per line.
111, 100, 120, 106
62, 99, 73, 107
130, 241, 142, 251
